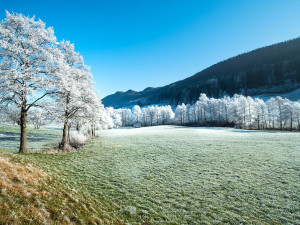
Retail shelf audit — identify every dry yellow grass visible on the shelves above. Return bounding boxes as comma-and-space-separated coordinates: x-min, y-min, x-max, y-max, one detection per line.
0, 154, 124, 225
0, 155, 51, 223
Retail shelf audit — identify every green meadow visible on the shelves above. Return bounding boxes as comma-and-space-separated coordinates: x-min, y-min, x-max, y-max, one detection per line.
1, 125, 300, 224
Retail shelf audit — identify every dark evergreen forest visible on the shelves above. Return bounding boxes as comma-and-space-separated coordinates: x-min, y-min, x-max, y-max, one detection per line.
103, 38, 300, 107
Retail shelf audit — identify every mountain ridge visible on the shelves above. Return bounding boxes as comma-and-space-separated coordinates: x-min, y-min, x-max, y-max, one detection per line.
103, 38, 300, 108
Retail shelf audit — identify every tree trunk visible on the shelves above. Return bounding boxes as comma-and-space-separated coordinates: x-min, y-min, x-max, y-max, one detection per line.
68, 123, 71, 143
92, 124, 95, 137
225, 106, 228, 123
279, 106, 282, 130
61, 118, 68, 150
19, 107, 27, 153
76, 122, 81, 132
61, 94, 70, 151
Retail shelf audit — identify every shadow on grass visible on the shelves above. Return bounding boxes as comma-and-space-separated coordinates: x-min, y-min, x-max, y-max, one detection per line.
0, 131, 59, 150
0, 131, 57, 141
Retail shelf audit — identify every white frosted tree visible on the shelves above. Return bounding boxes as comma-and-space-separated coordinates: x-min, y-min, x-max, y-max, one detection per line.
141, 107, 148, 126
132, 105, 142, 125
275, 96, 284, 130
188, 104, 197, 123
54, 40, 97, 150
160, 105, 175, 125
1, 106, 20, 125
294, 102, 300, 131
83, 88, 104, 137
28, 107, 48, 129
252, 98, 266, 130
222, 96, 231, 124
175, 103, 187, 125
148, 106, 156, 126
106, 107, 122, 128
199, 93, 209, 122
0, 12, 61, 153
113, 112, 123, 128
282, 99, 295, 131
231, 95, 242, 128
99, 108, 114, 129
266, 97, 277, 129
119, 108, 133, 126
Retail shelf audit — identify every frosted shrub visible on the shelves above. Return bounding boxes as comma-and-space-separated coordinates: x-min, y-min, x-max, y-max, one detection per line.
69, 132, 87, 149
100, 124, 109, 130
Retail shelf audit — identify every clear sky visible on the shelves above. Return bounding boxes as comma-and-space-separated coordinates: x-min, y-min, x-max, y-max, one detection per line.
1, 0, 300, 98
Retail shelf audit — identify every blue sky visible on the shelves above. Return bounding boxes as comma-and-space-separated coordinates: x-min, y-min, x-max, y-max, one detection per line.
1, 0, 300, 98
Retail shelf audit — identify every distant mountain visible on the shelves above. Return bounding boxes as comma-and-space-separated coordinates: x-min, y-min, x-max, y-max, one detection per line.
102, 38, 300, 108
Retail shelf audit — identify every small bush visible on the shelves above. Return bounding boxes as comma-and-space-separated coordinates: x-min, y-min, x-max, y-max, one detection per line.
69, 132, 87, 149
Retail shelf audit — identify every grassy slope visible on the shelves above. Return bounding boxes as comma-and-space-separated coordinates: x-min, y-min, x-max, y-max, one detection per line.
1, 125, 300, 224
0, 154, 124, 224
0, 125, 124, 224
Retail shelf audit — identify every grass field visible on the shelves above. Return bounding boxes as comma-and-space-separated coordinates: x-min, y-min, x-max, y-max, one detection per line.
0, 125, 60, 153
1, 125, 300, 224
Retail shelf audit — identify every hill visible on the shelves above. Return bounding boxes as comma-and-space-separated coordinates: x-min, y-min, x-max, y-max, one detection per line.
102, 38, 300, 108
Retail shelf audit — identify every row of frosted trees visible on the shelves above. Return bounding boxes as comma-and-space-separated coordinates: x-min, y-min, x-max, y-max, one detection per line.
108, 94, 300, 131
107, 105, 175, 127
0, 12, 104, 153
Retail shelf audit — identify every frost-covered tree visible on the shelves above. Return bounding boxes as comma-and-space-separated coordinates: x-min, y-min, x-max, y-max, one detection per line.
252, 98, 266, 129
199, 93, 208, 122
274, 96, 284, 130
294, 102, 300, 131
99, 107, 114, 129
0, 12, 61, 153
175, 103, 187, 125
113, 113, 122, 128
141, 107, 148, 126
106, 107, 122, 128
84, 89, 104, 137
282, 99, 295, 131
222, 96, 231, 123
132, 105, 142, 125
1, 105, 20, 125
54, 40, 93, 150
160, 105, 175, 125
119, 108, 133, 126
147, 106, 156, 126
28, 107, 49, 129
266, 97, 277, 129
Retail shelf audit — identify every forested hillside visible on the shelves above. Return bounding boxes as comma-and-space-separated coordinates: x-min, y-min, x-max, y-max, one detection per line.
103, 38, 300, 107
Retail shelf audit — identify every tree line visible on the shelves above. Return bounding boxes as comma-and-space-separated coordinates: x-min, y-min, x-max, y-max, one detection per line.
105, 94, 300, 131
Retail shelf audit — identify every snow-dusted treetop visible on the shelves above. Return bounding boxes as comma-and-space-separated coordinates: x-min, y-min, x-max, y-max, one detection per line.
0, 11, 61, 110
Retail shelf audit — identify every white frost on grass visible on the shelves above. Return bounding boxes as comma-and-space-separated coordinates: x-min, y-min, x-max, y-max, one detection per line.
86, 126, 300, 223
2, 125, 300, 224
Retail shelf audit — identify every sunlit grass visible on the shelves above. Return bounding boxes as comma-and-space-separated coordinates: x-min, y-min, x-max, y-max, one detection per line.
1, 125, 300, 224
0, 153, 123, 224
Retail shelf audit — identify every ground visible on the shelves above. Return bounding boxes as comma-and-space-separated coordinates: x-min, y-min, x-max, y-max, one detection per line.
0, 125, 300, 224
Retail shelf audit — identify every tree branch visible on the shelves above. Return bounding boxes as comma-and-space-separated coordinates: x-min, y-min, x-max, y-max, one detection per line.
26, 92, 53, 112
